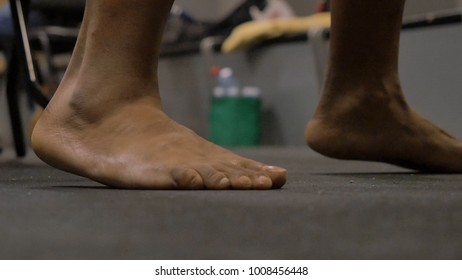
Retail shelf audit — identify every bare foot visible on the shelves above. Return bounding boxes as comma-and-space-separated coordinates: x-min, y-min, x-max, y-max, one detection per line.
31, 84, 287, 190
306, 80, 462, 173
30, 0, 287, 189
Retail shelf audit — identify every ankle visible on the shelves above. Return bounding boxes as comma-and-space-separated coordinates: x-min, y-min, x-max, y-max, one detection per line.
319, 72, 407, 111
48, 75, 162, 125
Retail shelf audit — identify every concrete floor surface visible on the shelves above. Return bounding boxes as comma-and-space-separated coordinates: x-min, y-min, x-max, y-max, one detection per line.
1, 147, 462, 259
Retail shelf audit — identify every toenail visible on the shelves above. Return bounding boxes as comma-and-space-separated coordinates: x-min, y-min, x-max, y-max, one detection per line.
218, 177, 231, 188
264, 166, 286, 172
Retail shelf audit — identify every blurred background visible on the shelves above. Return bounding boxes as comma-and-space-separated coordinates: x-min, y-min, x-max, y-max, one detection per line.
1, 0, 462, 159
176, 0, 462, 19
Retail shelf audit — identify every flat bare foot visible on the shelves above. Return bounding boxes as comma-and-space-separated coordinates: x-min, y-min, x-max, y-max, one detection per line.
306, 81, 462, 173
29, 0, 287, 190
31, 85, 287, 190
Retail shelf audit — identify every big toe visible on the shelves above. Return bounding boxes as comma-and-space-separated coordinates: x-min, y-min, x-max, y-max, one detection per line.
263, 166, 288, 189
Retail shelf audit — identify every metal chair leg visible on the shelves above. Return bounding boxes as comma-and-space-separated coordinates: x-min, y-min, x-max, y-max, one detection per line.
9, 0, 49, 108
6, 0, 51, 157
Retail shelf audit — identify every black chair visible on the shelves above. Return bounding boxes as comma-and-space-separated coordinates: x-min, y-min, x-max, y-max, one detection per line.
6, 0, 84, 157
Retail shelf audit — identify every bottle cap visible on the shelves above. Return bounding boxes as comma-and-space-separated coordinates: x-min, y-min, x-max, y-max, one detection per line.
219, 67, 233, 78
210, 65, 221, 76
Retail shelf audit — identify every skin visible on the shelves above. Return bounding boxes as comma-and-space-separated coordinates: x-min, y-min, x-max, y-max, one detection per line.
31, 0, 287, 189
306, 0, 462, 172
31, 0, 462, 191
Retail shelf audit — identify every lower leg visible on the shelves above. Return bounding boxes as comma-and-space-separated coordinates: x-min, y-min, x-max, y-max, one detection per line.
306, 0, 462, 172
31, 0, 287, 189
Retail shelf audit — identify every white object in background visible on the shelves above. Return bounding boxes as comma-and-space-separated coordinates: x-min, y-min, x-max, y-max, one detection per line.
214, 67, 239, 97
241, 86, 261, 98
249, 0, 295, 21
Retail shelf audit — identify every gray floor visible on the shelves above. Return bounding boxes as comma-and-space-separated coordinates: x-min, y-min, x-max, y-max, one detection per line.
1, 147, 462, 260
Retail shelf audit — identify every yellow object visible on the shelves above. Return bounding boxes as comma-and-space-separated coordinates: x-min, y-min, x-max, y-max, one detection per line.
222, 12, 331, 53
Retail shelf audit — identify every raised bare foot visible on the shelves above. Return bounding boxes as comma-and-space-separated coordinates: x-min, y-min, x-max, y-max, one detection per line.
305, 80, 462, 173
31, 85, 287, 189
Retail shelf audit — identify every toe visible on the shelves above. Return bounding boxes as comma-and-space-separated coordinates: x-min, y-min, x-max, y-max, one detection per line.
218, 163, 274, 190
195, 165, 231, 190
249, 173, 273, 190
236, 159, 288, 189
227, 174, 253, 190
171, 167, 204, 190
262, 166, 288, 189
216, 163, 268, 190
